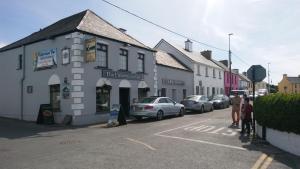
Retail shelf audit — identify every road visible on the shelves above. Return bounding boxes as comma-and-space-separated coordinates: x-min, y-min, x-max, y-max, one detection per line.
0, 108, 299, 169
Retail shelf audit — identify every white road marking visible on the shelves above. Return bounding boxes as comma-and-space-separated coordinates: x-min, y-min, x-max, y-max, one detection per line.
156, 134, 247, 151
125, 138, 156, 151
154, 119, 210, 135
222, 129, 237, 136
208, 127, 225, 134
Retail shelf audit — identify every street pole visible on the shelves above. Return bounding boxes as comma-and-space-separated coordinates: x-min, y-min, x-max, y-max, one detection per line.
228, 33, 233, 95
268, 62, 270, 94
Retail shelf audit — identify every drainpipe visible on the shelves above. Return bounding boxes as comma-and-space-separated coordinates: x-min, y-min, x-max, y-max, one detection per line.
20, 45, 26, 120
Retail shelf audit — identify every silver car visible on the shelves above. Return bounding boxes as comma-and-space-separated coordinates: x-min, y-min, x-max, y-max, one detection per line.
181, 95, 213, 113
130, 97, 185, 120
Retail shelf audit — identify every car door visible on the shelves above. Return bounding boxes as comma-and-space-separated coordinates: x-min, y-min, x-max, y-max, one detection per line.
202, 96, 209, 111
158, 98, 169, 115
166, 98, 177, 115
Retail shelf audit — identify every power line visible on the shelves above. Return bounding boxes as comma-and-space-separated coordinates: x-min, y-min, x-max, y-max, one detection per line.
232, 52, 250, 66
101, 0, 228, 52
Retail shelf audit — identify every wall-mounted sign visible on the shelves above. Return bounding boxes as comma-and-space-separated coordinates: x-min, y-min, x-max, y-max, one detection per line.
34, 48, 57, 69
162, 78, 185, 86
102, 69, 144, 81
62, 48, 70, 65
85, 38, 96, 62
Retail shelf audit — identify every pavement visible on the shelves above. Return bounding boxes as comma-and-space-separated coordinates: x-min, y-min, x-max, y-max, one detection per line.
0, 108, 299, 169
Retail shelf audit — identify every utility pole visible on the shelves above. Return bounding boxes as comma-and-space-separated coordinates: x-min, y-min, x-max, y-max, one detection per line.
268, 62, 271, 93
228, 33, 233, 95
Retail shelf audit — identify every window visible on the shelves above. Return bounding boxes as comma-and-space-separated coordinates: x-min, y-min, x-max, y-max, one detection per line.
197, 64, 201, 75
96, 43, 108, 68
161, 88, 166, 97
213, 69, 216, 78
50, 84, 60, 112
172, 89, 177, 101
120, 49, 128, 71
137, 53, 145, 73
212, 87, 215, 95
196, 86, 200, 95
17, 54, 23, 70
138, 88, 148, 101
158, 98, 168, 103
183, 89, 187, 99
200, 87, 204, 95
96, 87, 111, 113
207, 87, 210, 97
219, 71, 221, 79
205, 67, 209, 77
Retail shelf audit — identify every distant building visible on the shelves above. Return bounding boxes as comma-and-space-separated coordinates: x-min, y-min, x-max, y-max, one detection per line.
238, 72, 251, 91
255, 81, 268, 91
278, 74, 300, 94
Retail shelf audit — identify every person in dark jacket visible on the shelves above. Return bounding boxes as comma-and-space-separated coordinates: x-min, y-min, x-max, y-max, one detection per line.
240, 98, 253, 136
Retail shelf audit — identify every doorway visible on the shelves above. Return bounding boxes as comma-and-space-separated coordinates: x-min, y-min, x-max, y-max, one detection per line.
119, 88, 130, 117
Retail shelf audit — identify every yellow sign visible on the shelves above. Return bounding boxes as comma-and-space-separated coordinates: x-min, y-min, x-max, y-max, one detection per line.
85, 38, 96, 62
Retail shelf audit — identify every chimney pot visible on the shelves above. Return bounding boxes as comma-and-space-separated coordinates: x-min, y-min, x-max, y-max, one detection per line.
185, 39, 193, 52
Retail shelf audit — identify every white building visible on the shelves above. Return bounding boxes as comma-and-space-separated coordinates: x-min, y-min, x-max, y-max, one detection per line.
155, 39, 224, 97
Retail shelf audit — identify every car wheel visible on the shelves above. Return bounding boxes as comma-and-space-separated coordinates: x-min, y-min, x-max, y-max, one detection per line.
210, 106, 214, 112
157, 111, 163, 121
200, 106, 204, 113
179, 108, 185, 117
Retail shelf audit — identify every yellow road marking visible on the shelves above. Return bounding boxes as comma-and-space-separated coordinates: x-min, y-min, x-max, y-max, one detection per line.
251, 153, 274, 169
126, 138, 156, 151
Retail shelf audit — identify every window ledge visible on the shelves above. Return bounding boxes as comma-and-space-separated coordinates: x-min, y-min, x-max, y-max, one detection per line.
94, 66, 109, 70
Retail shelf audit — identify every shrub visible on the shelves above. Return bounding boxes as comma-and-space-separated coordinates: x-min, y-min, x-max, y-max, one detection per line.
254, 93, 300, 134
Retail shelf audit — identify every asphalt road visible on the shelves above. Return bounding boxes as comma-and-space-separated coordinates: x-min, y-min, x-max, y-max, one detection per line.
0, 108, 299, 169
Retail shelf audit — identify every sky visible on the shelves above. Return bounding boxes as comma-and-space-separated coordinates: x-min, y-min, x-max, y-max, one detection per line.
1, 0, 300, 84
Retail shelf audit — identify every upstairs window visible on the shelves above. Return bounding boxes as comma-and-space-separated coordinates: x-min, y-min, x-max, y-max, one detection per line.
197, 64, 201, 75
205, 67, 209, 77
120, 49, 128, 71
137, 53, 145, 73
219, 71, 222, 79
213, 69, 216, 78
17, 54, 22, 70
96, 43, 108, 68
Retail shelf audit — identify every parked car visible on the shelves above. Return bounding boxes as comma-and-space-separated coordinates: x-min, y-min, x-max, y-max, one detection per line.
210, 95, 230, 109
180, 95, 213, 113
229, 90, 249, 104
130, 96, 185, 121
249, 91, 258, 100
258, 89, 268, 96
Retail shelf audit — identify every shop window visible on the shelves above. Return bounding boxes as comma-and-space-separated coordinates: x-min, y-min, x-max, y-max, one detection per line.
183, 89, 187, 99
212, 87, 215, 96
50, 84, 60, 112
17, 54, 22, 70
120, 49, 128, 71
96, 43, 108, 68
161, 88, 166, 97
96, 86, 111, 113
137, 53, 145, 73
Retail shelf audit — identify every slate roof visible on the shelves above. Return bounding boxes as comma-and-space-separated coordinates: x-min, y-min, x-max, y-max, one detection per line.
156, 39, 221, 69
287, 77, 300, 83
156, 50, 192, 72
211, 59, 229, 71
0, 9, 152, 52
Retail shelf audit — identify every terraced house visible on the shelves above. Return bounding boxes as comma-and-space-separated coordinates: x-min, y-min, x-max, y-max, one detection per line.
0, 9, 156, 125
155, 39, 224, 97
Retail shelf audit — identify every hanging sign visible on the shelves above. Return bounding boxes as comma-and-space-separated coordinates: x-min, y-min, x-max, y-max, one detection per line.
35, 48, 57, 69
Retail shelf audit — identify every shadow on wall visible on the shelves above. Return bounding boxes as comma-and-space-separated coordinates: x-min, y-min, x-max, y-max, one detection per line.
0, 117, 81, 140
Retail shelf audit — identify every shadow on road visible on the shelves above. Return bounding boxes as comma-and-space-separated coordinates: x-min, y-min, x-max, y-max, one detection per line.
0, 117, 79, 140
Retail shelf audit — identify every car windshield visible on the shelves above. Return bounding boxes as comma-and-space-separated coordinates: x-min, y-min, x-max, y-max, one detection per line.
139, 97, 157, 103
230, 91, 245, 95
185, 96, 200, 101
212, 95, 223, 100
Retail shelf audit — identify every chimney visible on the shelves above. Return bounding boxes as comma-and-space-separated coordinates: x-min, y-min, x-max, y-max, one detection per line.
119, 28, 127, 33
219, 60, 229, 67
283, 74, 287, 78
232, 69, 239, 74
242, 72, 247, 76
201, 50, 212, 60
185, 39, 193, 52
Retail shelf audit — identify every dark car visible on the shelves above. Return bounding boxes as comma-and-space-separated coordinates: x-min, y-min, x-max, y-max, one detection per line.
210, 95, 230, 109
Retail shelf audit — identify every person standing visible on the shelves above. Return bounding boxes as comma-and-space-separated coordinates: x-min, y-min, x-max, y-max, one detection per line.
231, 92, 241, 127
240, 98, 253, 136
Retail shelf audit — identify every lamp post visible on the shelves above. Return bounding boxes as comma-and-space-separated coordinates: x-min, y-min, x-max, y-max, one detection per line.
228, 33, 233, 94
268, 62, 271, 93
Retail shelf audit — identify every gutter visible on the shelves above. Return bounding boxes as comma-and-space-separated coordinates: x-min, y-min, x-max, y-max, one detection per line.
20, 45, 26, 120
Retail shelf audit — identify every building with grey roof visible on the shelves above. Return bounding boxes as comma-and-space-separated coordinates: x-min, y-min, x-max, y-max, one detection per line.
156, 50, 193, 102
155, 39, 225, 97
0, 9, 156, 125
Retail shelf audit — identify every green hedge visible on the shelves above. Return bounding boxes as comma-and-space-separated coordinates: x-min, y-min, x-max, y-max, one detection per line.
254, 93, 300, 134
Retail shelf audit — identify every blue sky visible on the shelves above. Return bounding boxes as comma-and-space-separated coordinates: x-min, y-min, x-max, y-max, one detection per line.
1, 0, 299, 84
